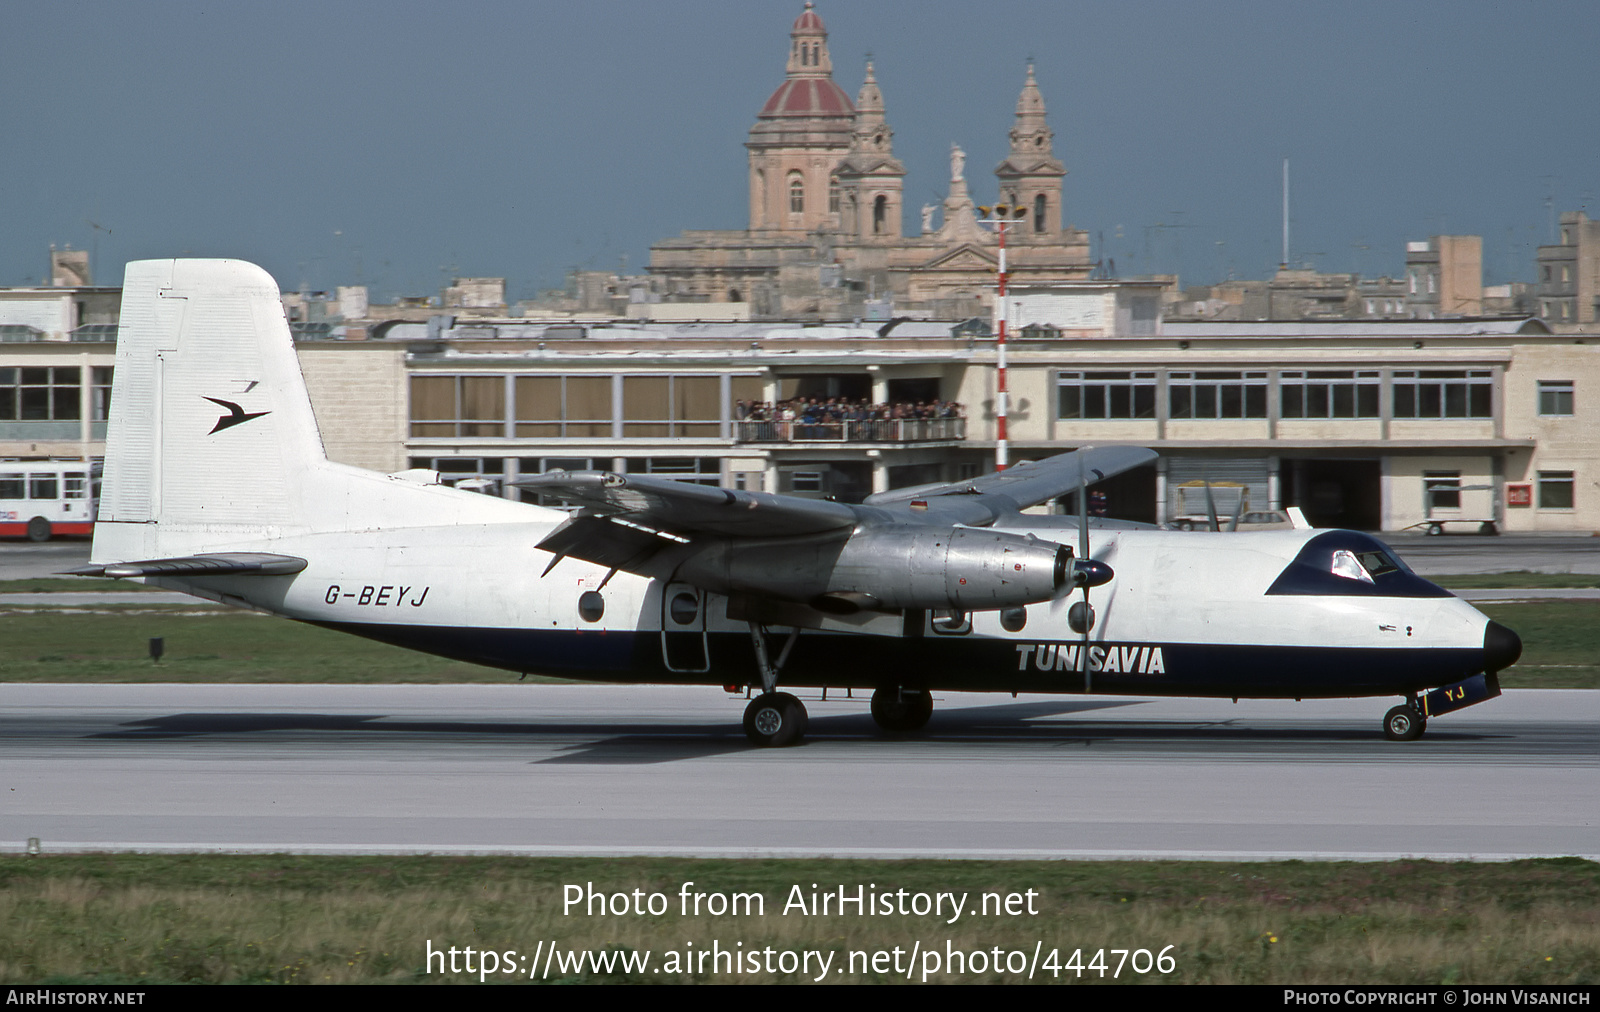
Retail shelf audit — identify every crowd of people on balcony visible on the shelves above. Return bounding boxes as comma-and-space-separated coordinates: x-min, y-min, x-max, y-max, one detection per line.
735, 397, 966, 441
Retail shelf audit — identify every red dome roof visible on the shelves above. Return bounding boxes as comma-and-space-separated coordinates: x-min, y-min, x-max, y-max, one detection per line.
792, 3, 825, 35
759, 77, 854, 118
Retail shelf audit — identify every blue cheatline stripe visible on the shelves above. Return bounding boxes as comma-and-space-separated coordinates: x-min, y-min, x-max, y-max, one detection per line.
309, 620, 1486, 699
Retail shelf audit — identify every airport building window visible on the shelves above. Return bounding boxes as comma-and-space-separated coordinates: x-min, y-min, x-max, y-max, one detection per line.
1538, 380, 1574, 417
1391, 370, 1492, 419
1057, 371, 1157, 420
515, 375, 612, 438
1280, 370, 1381, 418
622, 375, 720, 437
0, 366, 82, 421
92, 366, 113, 421
1424, 470, 1461, 510
1168, 371, 1267, 419
413, 373, 741, 439
409, 375, 505, 437
1537, 470, 1575, 509
623, 457, 722, 486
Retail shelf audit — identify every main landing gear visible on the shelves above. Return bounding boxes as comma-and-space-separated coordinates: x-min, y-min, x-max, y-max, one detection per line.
742, 621, 808, 747
743, 692, 808, 748
871, 686, 933, 733
1383, 701, 1427, 742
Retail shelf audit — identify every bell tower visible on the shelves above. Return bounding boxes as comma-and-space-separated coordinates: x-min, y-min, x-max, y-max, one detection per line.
834, 62, 906, 241
993, 62, 1066, 240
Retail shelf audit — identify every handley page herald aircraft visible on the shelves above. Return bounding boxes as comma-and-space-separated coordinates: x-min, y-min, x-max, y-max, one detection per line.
73, 259, 1521, 746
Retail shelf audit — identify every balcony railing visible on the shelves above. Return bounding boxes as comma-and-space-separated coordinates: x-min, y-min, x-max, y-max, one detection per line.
735, 417, 966, 444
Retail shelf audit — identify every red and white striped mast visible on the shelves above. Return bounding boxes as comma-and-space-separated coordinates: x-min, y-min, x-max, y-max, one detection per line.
978, 203, 1028, 470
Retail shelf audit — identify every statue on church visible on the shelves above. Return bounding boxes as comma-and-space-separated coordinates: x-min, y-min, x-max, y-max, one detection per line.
920, 203, 935, 234
949, 143, 965, 182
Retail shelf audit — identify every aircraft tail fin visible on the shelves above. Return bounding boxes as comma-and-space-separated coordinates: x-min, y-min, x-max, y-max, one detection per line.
94, 260, 328, 562
92, 259, 547, 565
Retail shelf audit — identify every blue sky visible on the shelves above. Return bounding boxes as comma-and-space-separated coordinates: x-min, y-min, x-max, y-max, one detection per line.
3, 0, 1594, 300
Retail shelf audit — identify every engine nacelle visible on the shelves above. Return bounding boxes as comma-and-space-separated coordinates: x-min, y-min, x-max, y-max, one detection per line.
826, 526, 1071, 611
678, 526, 1072, 613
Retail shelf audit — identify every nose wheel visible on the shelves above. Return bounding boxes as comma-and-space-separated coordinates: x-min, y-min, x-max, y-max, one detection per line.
1383, 702, 1426, 741
744, 692, 808, 747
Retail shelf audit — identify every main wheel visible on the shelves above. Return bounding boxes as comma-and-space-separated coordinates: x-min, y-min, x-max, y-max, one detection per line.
743, 692, 807, 747
1383, 704, 1426, 741
26, 517, 51, 543
870, 686, 933, 733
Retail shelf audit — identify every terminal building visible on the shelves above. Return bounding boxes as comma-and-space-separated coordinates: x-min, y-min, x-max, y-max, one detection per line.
9, 284, 1593, 536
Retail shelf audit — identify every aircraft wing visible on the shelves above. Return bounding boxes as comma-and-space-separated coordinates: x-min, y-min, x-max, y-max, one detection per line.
865, 445, 1158, 516
65, 553, 309, 578
512, 471, 858, 538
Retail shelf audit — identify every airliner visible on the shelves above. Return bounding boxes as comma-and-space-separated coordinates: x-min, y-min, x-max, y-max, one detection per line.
73, 259, 1520, 746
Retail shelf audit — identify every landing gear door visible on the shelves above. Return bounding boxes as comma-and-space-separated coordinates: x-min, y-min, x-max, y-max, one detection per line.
661, 581, 710, 673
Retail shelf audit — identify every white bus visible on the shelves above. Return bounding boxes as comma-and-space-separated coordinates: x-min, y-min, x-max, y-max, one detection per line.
0, 461, 99, 541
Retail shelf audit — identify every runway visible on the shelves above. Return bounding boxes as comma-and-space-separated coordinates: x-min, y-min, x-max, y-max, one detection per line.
2, 684, 1594, 861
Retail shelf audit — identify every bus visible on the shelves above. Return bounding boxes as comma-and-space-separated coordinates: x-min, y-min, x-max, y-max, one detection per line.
0, 460, 100, 541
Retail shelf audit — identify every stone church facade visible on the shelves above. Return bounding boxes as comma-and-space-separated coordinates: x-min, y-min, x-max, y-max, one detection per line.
648, 3, 1093, 322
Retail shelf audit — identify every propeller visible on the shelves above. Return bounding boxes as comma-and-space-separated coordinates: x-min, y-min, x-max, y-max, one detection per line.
1074, 456, 1098, 692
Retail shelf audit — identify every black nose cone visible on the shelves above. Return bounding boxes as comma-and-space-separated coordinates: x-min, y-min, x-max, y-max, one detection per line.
1483, 621, 1522, 673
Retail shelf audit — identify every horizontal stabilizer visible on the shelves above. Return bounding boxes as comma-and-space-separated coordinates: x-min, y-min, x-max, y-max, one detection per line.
65, 553, 309, 579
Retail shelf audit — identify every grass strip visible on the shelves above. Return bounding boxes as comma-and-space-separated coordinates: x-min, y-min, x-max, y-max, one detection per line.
0, 577, 157, 594
1432, 572, 1600, 590
0, 610, 537, 683
0, 855, 1593, 985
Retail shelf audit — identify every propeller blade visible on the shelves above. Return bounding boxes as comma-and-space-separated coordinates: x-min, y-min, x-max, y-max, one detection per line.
1204, 479, 1220, 532
1077, 455, 1089, 561
1228, 490, 1246, 532
1078, 455, 1092, 694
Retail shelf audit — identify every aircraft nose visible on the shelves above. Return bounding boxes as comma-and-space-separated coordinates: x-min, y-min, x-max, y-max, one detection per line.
1483, 620, 1522, 673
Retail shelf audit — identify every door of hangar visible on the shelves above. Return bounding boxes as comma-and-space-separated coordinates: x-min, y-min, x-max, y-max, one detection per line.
1284, 459, 1381, 531
1165, 457, 1271, 525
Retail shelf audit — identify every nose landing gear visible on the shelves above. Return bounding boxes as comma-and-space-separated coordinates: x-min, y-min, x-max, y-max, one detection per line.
1382, 702, 1427, 742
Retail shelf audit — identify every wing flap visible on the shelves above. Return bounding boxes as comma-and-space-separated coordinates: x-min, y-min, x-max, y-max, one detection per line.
535, 514, 685, 573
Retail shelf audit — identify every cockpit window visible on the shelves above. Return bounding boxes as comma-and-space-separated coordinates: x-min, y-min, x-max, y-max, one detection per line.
1267, 531, 1451, 598
1357, 550, 1399, 577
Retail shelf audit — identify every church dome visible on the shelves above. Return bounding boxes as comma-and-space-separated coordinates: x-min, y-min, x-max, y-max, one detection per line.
759, 77, 854, 118
757, 2, 853, 120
